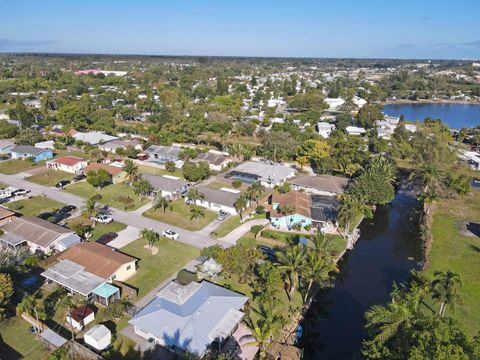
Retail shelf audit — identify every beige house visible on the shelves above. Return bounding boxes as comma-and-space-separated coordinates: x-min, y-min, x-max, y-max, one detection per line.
46, 156, 88, 174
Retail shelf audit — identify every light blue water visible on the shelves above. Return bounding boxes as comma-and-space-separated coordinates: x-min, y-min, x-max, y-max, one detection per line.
383, 103, 480, 129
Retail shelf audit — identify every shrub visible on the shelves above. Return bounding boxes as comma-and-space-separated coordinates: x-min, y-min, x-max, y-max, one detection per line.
176, 269, 199, 286
256, 205, 265, 214
165, 161, 176, 173
250, 225, 263, 235
232, 180, 242, 189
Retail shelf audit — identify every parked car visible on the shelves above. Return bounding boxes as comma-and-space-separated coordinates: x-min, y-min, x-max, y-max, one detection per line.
257, 245, 277, 262
72, 173, 86, 182
91, 215, 113, 224
162, 229, 179, 240
12, 189, 30, 196
216, 210, 229, 221
56, 180, 70, 188
97, 232, 118, 245
59, 205, 77, 213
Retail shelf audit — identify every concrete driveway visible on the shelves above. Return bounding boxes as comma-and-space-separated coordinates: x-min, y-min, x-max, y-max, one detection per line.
108, 226, 140, 249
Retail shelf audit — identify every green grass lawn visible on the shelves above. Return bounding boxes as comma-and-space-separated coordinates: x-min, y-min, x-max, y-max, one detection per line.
211, 212, 265, 238
7, 196, 65, 216
0, 316, 51, 360
120, 236, 199, 298
428, 188, 480, 336
66, 217, 127, 241
26, 170, 73, 187
143, 199, 217, 231
0, 159, 45, 175
137, 164, 184, 178
65, 182, 149, 211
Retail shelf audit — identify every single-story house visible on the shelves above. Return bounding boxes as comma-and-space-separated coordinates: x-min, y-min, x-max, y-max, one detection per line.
41, 242, 137, 304
142, 174, 189, 199
0, 139, 14, 154
188, 185, 244, 215
84, 162, 127, 184
35, 140, 55, 150
316, 122, 336, 139
99, 139, 143, 154
269, 191, 339, 230
345, 126, 366, 136
0, 216, 81, 254
191, 151, 232, 172
226, 161, 296, 188
129, 281, 248, 358
66, 305, 95, 331
84, 324, 111, 351
46, 156, 88, 174
290, 174, 349, 196
144, 145, 182, 166
10, 145, 53, 162
70, 130, 119, 145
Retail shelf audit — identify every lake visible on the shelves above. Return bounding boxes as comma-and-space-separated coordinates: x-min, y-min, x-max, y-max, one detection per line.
301, 189, 422, 360
383, 103, 480, 129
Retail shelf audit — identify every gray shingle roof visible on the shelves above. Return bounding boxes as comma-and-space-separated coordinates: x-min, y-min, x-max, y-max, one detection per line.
195, 185, 241, 208
290, 174, 349, 194
130, 281, 248, 356
11, 145, 45, 156
142, 174, 188, 193
193, 152, 228, 166
145, 145, 181, 157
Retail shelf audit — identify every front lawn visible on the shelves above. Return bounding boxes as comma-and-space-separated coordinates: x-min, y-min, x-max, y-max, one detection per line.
137, 164, 184, 178
66, 217, 127, 242
65, 182, 149, 211
120, 236, 199, 298
211, 212, 265, 238
143, 199, 217, 231
0, 159, 44, 175
428, 188, 480, 336
7, 196, 65, 217
26, 170, 73, 187
0, 316, 51, 360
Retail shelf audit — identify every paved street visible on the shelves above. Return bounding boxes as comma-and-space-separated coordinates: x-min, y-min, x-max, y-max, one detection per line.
0, 173, 230, 249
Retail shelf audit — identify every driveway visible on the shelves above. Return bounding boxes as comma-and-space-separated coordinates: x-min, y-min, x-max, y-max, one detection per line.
219, 218, 269, 245
108, 226, 140, 249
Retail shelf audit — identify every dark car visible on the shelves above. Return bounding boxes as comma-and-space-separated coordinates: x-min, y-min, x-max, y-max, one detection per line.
97, 232, 118, 245
257, 245, 277, 262
56, 180, 71, 188
59, 205, 77, 213
38, 211, 55, 221
72, 173, 86, 182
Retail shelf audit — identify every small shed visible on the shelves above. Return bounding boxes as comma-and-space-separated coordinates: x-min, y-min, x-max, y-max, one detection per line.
84, 324, 111, 351
66, 305, 95, 331
38, 329, 67, 349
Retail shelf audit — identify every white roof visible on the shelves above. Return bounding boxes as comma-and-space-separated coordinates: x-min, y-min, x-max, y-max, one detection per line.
73, 131, 118, 145
84, 324, 111, 342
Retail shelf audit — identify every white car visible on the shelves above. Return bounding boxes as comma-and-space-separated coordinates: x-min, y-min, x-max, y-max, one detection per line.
162, 229, 179, 240
92, 215, 113, 224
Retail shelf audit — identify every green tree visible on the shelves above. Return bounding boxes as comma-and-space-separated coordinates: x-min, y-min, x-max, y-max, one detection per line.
81, 196, 100, 220
132, 179, 153, 200
355, 104, 383, 129
431, 271, 462, 317
140, 228, 159, 249
189, 205, 205, 224
153, 194, 172, 213
234, 194, 248, 220
187, 188, 205, 204
86, 169, 112, 188
276, 245, 306, 301
165, 161, 176, 173
123, 159, 138, 184
0, 273, 14, 318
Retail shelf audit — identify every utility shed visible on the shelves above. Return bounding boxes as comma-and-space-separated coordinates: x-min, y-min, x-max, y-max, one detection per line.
39, 329, 67, 349
84, 324, 111, 351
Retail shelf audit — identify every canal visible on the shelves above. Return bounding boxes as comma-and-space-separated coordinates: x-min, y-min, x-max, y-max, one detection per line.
301, 188, 422, 360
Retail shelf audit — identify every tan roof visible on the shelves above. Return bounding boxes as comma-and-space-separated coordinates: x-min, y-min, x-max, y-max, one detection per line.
290, 174, 349, 194
85, 162, 124, 177
58, 242, 136, 279
1, 217, 71, 248
271, 191, 312, 218
0, 207, 14, 219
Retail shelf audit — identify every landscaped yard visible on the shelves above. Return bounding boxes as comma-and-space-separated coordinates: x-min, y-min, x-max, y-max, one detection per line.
7, 196, 65, 216
428, 188, 480, 336
211, 212, 265, 238
137, 164, 184, 178
65, 182, 149, 211
0, 316, 51, 360
143, 199, 217, 231
120, 236, 199, 298
26, 170, 73, 187
0, 159, 45, 175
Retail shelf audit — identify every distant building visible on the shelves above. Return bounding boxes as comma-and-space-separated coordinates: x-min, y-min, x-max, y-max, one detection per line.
290, 174, 349, 196
226, 161, 295, 188
10, 145, 53, 162
70, 130, 119, 145
144, 145, 182, 166
316, 122, 336, 138
99, 139, 143, 154
84, 162, 126, 183
345, 126, 366, 136
35, 140, 55, 150
191, 151, 232, 172
325, 98, 345, 110
142, 174, 189, 199
75, 69, 127, 77
0, 139, 14, 154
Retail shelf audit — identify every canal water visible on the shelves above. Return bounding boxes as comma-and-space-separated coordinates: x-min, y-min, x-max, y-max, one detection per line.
383, 103, 480, 129
301, 189, 422, 360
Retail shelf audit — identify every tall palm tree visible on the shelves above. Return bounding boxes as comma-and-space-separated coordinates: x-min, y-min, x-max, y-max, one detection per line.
153, 194, 172, 213
132, 179, 153, 200
140, 228, 160, 249
418, 163, 443, 192
234, 194, 248, 220
301, 250, 338, 303
418, 189, 437, 214
82, 196, 100, 223
247, 181, 265, 207
187, 188, 205, 205
89, 148, 105, 163
124, 159, 139, 184
430, 270, 462, 317
276, 245, 306, 302
189, 205, 205, 224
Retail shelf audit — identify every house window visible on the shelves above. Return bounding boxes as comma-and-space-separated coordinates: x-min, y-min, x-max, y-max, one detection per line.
126, 265, 131, 270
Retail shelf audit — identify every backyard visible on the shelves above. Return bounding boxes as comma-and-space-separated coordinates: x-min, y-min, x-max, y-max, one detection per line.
137, 164, 184, 178
120, 236, 200, 298
0, 159, 45, 175
7, 196, 65, 217
143, 199, 217, 231
26, 170, 73, 187
428, 187, 480, 336
65, 182, 149, 211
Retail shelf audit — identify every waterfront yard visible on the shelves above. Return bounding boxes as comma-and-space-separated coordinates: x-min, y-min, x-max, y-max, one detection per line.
120, 236, 199, 298
429, 188, 480, 336
65, 182, 149, 211
7, 196, 65, 216
0, 159, 44, 175
211, 212, 265, 238
26, 169, 73, 187
143, 199, 217, 231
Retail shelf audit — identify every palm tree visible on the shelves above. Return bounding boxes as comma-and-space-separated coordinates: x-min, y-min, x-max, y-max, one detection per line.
337, 194, 372, 236
430, 270, 462, 317
124, 159, 139, 184
189, 205, 205, 224
418, 163, 443, 192
132, 179, 153, 200
153, 194, 172, 213
187, 188, 205, 205
418, 189, 437, 214
243, 306, 283, 359
140, 228, 160, 249
82, 196, 100, 223
247, 181, 265, 207
276, 245, 306, 302
301, 250, 338, 303
234, 194, 248, 220
89, 148, 105, 163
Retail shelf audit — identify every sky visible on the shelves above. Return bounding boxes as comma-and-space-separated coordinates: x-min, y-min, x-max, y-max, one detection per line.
1, 0, 479, 59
